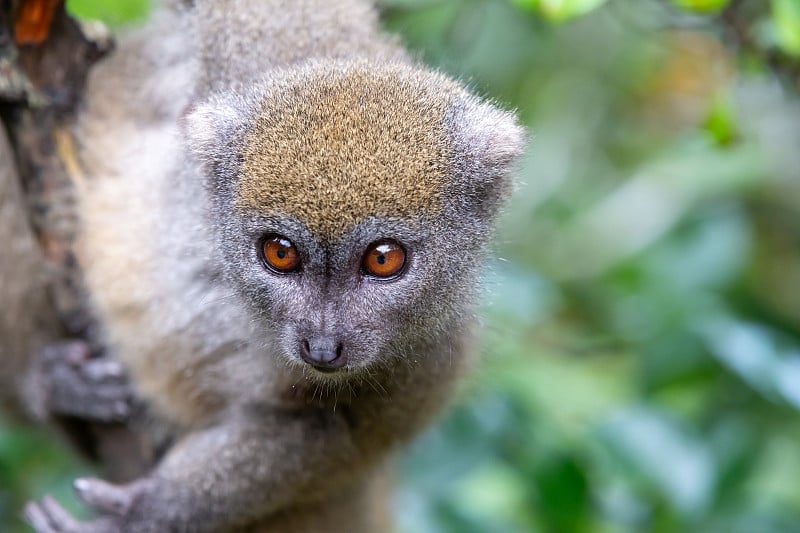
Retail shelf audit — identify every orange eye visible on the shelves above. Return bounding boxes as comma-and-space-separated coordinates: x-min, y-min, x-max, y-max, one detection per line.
261, 235, 300, 273
362, 241, 406, 279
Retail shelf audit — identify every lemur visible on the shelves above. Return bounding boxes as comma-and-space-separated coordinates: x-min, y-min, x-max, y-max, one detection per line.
21, 1, 525, 531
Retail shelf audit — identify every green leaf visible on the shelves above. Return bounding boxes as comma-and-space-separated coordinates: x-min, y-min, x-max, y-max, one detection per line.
704, 94, 738, 146
67, 0, 150, 26
598, 407, 717, 516
771, 0, 800, 56
511, 0, 610, 22
533, 454, 590, 533
672, 0, 731, 13
702, 318, 800, 410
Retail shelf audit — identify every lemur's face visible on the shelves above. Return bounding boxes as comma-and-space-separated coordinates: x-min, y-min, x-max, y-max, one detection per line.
230, 211, 460, 376
186, 62, 523, 378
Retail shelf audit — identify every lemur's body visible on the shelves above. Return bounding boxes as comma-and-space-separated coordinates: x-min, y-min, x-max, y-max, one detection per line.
25, 1, 523, 531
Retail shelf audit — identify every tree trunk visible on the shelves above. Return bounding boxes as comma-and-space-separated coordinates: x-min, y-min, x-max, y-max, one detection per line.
0, 0, 151, 483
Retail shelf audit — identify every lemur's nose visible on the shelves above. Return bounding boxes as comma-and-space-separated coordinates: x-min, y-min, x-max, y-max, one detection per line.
300, 337, 345, 371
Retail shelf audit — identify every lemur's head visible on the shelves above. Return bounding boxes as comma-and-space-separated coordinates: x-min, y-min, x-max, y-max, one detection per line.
186, 61, 523, 378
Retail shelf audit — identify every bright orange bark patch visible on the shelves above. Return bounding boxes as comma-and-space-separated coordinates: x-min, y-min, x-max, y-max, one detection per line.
14, 0, 61, 45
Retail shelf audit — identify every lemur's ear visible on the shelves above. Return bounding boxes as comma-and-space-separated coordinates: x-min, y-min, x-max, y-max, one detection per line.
182, 94, 249, 170
448, 97, 526, 212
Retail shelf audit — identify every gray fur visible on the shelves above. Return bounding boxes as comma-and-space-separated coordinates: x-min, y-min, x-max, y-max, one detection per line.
24, 1, 524, 531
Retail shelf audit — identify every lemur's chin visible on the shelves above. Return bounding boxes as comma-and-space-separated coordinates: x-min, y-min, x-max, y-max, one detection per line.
309, 365, 339, 374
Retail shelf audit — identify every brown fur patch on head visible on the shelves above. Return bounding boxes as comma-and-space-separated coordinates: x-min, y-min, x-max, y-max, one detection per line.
237, 62, 466, 240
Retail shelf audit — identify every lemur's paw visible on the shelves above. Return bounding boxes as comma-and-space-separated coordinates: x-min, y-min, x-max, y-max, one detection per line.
25, 478, 156, 533
36, 340, 133, 422
24, 495, 119, 533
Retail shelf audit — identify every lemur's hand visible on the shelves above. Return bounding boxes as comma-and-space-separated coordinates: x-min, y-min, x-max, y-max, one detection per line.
35, 340, 133, 422
26, 478, 161, 533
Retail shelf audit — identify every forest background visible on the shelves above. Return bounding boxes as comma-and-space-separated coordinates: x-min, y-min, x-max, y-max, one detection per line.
2, 0, 800, 531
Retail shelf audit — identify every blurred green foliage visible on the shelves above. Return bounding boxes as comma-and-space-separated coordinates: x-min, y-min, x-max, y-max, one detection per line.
673, 0, 730, 14
510, 0, 610, 22
773, 0, 800, 56
67, 0, 150, 27
3, 0, 800, 532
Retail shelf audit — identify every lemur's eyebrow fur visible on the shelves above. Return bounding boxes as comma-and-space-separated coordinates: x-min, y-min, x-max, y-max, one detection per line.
238, 65, 462, 239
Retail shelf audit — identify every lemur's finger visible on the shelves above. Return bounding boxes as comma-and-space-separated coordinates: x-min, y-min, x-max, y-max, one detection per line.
24, 500, 58, 533
81, 358, 127, 381
24, 496, 81, 533
39, 496, 82, 531
40, 341, 91, 367
74, 478, 133, 515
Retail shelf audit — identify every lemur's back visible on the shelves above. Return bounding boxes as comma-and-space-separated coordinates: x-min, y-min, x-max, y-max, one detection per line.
80, 0, 403, 123
194, 0, 405, 94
